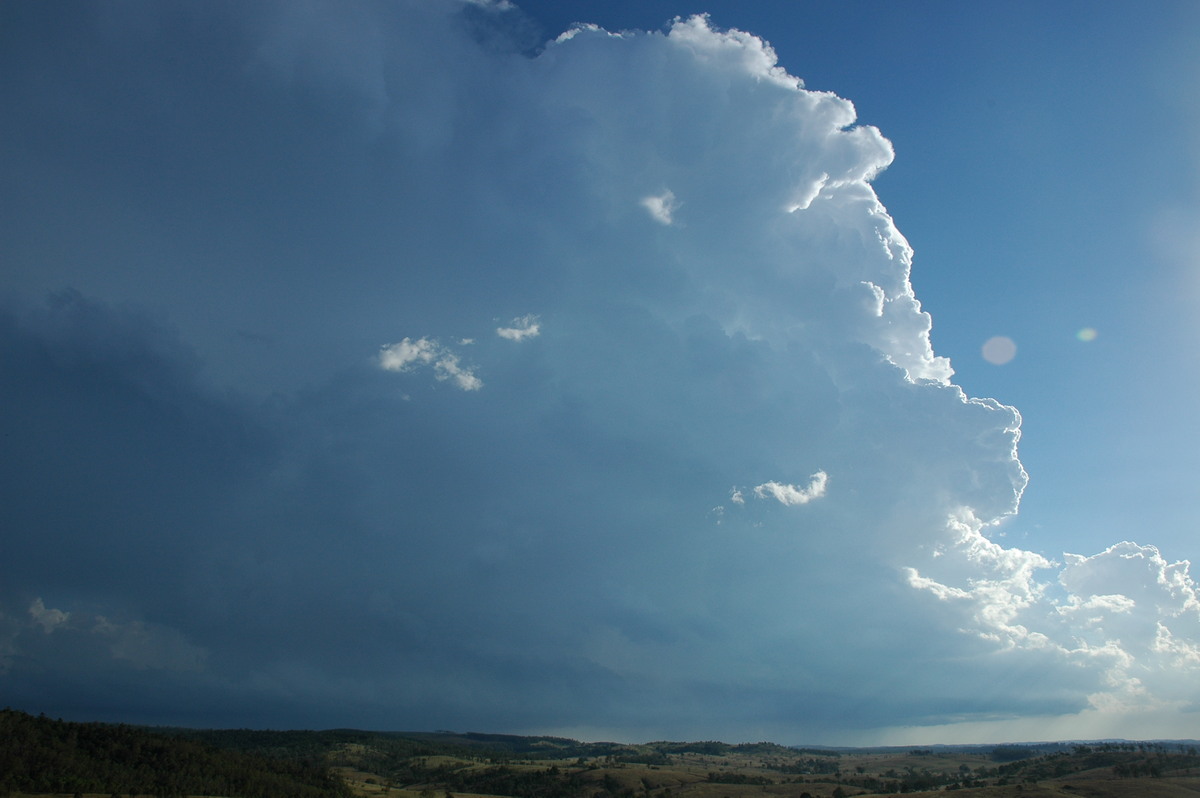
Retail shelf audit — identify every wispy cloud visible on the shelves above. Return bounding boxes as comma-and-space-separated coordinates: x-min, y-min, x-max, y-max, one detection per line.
496, 314, 541, 341
641, 190, 679, 225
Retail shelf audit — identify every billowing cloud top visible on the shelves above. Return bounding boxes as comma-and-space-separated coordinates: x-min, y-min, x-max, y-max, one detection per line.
0, 1, 1196, 743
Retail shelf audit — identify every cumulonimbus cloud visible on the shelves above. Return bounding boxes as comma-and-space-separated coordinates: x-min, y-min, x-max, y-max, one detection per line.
0, 1, 1194, 743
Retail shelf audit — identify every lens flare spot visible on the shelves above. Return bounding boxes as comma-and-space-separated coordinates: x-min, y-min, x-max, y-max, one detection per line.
1076, 327, 1098, 342
982, 335, 1017, 365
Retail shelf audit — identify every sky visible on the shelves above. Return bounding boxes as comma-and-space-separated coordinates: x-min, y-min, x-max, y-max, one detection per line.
2, 0, 1199, 746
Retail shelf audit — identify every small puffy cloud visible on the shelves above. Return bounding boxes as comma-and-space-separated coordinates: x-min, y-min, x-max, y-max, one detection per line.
2, 596, 207, 679
29, 598, 70, 634
378, 337, 481, 391
432, 350, 483, 391
496, 314, 541, 341
641, 190, 679, 225
753, 471, 828, 506
378, 337, 440, 371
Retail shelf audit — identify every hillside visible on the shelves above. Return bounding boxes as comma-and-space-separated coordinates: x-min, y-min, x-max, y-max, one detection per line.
0, 709, 348, 798
4, 710, 1200, 798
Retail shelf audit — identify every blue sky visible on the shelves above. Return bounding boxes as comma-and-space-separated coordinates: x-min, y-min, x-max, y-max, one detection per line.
2, 0, 1199, 745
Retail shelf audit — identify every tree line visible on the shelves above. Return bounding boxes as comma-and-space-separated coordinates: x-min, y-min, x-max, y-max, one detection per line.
0, 709, 350, 798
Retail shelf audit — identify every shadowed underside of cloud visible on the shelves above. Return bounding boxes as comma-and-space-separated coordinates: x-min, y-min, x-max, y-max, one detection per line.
0, 0, 1197, 743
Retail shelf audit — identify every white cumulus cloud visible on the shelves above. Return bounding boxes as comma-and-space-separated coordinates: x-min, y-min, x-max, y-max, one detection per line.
907, 520, 1200, 730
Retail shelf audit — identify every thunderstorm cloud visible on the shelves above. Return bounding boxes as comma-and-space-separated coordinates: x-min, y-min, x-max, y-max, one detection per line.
0, 0, 1197, 743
